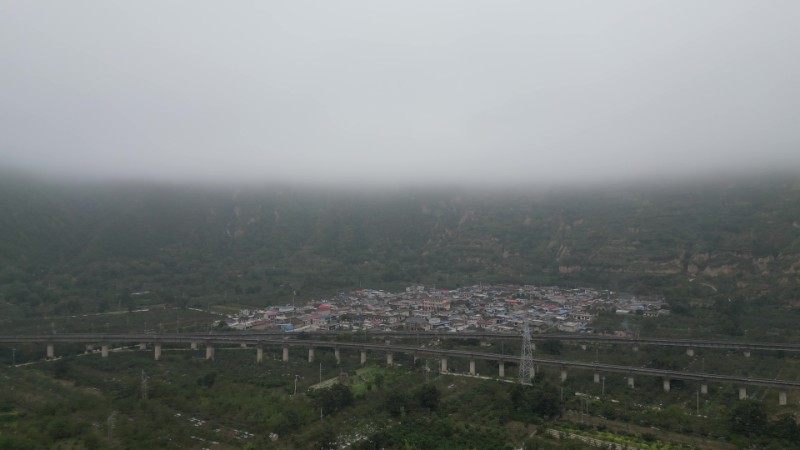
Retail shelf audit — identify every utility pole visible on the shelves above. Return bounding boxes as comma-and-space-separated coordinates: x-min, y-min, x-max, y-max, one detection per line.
141, 371, 148, 400
107, 412, 116, 443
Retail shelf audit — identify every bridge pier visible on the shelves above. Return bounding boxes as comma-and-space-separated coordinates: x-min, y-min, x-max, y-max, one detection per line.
686, 348, 695, 357
46, 343, 54, 359
101, 344, 109, 358
739, 387, 747, 400
205, 345, 215, 361
594, 373, 600, 383
191, 341, 198, 350
560, 369, 567, 382
581, 344, 587, 351
154, 343, 161, 361
440, 357, 448, 373
138, 343, 147, 350
308, 348, 315, 363
743, 351, 751, 358
780, 391, 787, 406
256, 346, 263, 363
360, 350, 367, 366
627, 376, 635, 388
701, 383, 708, 395
632, 345, 639, 352
282, 346, 289, 362
386, 353, 393, 367
499, 361, 505, 377
240, 342, 248, 348
663, 378, 671, 393
334, 348, 341, 365
469, 360, 476, 375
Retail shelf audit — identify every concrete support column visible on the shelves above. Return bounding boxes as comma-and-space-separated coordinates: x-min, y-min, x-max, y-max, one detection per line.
581, 344, 587, 351
101, 345, 109, 358
632, 345, 639, 352
469, 360, 476, 376
386, 353, 393, 367
334, 348, 341, 365
240, 342, 248, 348
154, 343, 162, 361
744, 351, 751, 358
594, 373, 600, 383
686, 348, 695, 357
779, 391, 788, 406
701, 384, 708, 395
308, 348, 315, 363
560, 369, 567, 382
440, 357, 448, 373
663, 378, 671, 393
360, 350, 367, 366
531, 343, 536, 351
206, 345, 215, 361
282, 346, 289, 362
627, 376, 635, 388
191, 341, 198, 350
499, 361, 505, 377
739, 387, 747, 400
46, 343, 54, 359
139, 343, 147, 350
256, 347, 263, 363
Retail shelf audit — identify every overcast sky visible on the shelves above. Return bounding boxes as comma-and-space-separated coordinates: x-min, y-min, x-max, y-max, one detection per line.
2, 1, 799, 186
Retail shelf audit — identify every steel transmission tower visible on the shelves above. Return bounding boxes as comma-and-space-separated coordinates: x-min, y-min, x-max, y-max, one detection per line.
518, 321, 535, 385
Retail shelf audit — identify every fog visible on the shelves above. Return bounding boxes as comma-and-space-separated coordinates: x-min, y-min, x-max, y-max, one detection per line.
2, 1, 799, 187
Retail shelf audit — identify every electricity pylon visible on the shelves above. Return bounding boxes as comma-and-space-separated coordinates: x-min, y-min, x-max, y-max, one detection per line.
518, 321, 535, 385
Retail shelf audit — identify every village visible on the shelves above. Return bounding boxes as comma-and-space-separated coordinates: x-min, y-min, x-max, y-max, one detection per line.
221, 284, 670, 335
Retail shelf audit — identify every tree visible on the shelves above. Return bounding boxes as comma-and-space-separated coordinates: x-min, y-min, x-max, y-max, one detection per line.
770, 413, 800, 442
385, 390, 411, 417
510, 384, 560, 419
540, 339, 562, 355
314, 426, 338, 450
197, 372, 217, 388
728, 400, 767, 437
414, 383, 440, 411
316, 383, 354, 414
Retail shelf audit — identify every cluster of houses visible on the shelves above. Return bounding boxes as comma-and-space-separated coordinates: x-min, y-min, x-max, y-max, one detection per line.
221, 284, 669, 335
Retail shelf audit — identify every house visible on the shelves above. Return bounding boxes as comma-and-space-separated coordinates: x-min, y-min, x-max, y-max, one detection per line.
404, 315, 431, 331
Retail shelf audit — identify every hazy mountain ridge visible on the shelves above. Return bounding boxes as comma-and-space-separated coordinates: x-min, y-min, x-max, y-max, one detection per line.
1, 174, 799, 315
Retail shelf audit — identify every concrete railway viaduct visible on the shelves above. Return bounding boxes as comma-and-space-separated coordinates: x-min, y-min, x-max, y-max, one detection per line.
2, 332, 799, 405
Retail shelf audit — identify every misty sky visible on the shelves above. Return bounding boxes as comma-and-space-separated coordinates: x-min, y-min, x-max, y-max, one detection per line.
2, 1, 799, 185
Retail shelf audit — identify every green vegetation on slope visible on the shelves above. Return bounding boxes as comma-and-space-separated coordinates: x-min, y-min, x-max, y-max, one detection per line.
1, 173, 800, 335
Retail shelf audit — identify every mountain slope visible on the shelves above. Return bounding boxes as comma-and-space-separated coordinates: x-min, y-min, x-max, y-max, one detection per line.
1, 173, 799, 315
